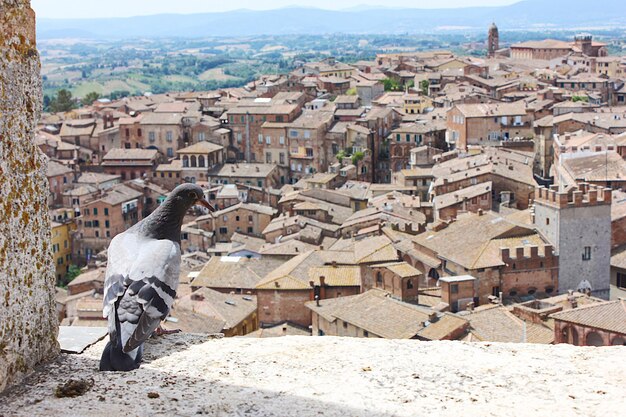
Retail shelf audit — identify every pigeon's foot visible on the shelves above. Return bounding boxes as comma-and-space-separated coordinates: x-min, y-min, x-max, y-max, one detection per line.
154, 326, 182, 337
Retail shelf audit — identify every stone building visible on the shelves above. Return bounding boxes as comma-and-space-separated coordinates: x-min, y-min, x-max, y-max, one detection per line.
533, 185, 612, 299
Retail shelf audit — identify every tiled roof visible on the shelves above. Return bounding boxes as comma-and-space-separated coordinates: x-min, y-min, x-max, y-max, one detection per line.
465, 305, 553, 344
550, 300, 626, 334
193, 256, 283, 290
177, 141, 224, 154
175, 287, 256, 331
376, 262, 422, 278
47, 160, 73, 177
308, 266, 361, 287
102, 148, 159, 161
306, 289, 468, 340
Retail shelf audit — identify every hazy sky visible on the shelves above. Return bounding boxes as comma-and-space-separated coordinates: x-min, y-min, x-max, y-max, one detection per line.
32, 0, 518, 19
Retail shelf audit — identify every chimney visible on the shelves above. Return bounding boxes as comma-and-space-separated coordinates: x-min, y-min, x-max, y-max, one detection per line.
255, 166, 260, 173
288, 203, 295, 217
319, 276, 326, 301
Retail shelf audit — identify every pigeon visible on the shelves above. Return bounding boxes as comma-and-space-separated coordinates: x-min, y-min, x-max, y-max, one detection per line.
99, 183, 215, 371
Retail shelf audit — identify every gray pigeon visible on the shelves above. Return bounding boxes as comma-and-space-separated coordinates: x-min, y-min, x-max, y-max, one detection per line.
99, 183, 214, 371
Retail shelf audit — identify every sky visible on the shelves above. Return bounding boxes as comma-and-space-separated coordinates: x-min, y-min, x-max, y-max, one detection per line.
31, 0, 519, 19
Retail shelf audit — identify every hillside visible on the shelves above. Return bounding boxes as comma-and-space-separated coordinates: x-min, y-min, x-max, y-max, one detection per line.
37, 0, 626, 39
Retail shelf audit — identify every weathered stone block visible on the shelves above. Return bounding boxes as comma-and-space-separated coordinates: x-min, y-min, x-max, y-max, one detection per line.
0, 0, 59, 392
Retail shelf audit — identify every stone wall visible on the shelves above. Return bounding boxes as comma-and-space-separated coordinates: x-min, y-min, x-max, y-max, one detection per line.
0, 0, 59, 392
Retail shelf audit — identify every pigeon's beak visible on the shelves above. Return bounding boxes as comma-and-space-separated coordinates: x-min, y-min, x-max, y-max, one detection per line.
197, 198, 215, 212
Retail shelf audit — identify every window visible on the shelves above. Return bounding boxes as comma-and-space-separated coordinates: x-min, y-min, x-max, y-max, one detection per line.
304, 130, 311, 139
396, 134, 401, 142
582, 246, 592, 261
617, 272, 626, 289
105, 220, 110, 228
306, 148, 313, 157
266, 136, 271, 145
258, 134, 263, 144
546, 218, 550, 225
167, 148, 174, 158
104, 208, 109, 216
279, 153, 285, 164
279, 136, 285, 145
247, 227, 253, 233
248, 215, 253, 222
148, 132, 156, 142
363, 330, 369, 337
450, 284, 459, 294
406, 134, 410, 142
93, 208, 98, 215
223, 215, 228, 221
342, 321, 348, 329
198, 132, 205, 141
219, 227, 228, 235
237, 133, 242, 143
266, 152, 272, 163
236, 216, 240, 221
376, 272, 383, 284
406, 279, 413, 290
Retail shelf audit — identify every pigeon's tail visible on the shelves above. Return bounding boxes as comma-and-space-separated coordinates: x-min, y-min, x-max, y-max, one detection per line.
99, 298, 142, 372
99, 338, 142, 372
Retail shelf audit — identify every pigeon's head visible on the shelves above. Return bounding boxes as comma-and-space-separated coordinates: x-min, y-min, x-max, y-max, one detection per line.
169, 183, 215, 212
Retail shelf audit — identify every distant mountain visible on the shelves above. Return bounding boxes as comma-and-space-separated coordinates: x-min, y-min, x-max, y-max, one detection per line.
37, 0, 626, 39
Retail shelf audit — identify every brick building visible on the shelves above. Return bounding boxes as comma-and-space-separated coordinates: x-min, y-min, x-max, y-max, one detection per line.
446, 102, 532, 150
552, 300, 625, 346
198, 202, 277, 242
101, 148, 160, 181
75, 184, 143, 263
46, 160, 74, 207
225, 93, 303, 162
306, 288, 469, 340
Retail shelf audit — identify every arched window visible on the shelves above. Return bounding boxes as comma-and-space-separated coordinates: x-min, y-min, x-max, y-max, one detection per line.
190, 155, 197, 167
611, 336, 626, 346
406, 279, 413, 290
376, 271, 383, 284
509, 289, 518, 297
198, 155, 206, 168
428, 268, 440, 280
527, 287, 537, 295
586, 332, 604, 347
182, 156, 189, 167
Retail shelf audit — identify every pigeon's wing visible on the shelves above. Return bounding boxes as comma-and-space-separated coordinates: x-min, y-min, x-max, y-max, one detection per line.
102, 232, 181, 354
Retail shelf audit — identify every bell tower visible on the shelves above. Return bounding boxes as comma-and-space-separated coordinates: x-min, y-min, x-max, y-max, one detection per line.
488, 22, 499, 58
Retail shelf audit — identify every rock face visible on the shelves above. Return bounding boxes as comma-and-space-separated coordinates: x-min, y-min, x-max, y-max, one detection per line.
0, 335, 624, 416
0, 0, 59, 392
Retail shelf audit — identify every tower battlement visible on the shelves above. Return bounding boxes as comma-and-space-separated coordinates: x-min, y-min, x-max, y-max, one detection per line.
534, 184, 611, 209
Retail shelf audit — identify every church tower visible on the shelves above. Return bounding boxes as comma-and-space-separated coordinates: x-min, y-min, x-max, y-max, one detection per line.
488, 22, 499, 58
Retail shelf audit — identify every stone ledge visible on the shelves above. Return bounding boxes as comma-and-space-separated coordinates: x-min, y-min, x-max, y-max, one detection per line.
0, 334, 624, 417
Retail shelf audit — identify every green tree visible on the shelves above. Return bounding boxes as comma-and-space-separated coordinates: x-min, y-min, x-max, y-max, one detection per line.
60, 264, 82, 288
83, 91, 100, 106
336, 150, 346, 161
351, 151, 365, 165
49, 89, 76, 113
420, 80, 430, 96
382, 78, 401, 92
